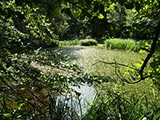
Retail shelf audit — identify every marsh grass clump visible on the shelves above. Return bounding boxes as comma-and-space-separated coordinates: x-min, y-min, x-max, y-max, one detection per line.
80, 39, 98, 46
104, 38, 143, 51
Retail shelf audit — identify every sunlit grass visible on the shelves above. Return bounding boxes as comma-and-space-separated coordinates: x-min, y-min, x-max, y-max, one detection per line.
104, 38, 144, 51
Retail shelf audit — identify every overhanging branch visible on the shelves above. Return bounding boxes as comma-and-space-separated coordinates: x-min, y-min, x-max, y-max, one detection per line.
139, 21, 160, 80
93, 60, 138, 71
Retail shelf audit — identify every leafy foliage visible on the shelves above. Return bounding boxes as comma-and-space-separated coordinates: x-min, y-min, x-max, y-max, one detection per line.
150, 54, 160, 90
0, 0, 160, 119
0, 0, 80, 119
84, 85, 160, 120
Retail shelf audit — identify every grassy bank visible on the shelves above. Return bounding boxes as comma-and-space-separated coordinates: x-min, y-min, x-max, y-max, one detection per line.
59, 39, 98, 47
59, 38, 145, 52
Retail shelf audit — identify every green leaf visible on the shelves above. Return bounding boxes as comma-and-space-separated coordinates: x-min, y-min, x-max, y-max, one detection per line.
109, 3, 116, 11
17, 115, 22, 119
135, 63, 142, 68
17, 103, 24, 110
139, 49, 146, 54
131, 8, 137, 13
20, 87, 26, 90
98, 13, 104, 19
3, 113, 12, 118
154, 0, 159, 5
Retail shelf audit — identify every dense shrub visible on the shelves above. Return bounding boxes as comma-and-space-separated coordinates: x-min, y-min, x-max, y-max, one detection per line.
80, 39, 98, 46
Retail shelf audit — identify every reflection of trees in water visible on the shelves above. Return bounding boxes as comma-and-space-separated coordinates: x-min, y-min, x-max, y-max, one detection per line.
52, 84, 96, 119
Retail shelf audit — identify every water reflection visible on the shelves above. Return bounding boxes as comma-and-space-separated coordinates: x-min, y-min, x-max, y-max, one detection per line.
57, 83, 96, 117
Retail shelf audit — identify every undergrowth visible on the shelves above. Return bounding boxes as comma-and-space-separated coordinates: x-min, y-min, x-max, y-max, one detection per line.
83, 82, 160, 120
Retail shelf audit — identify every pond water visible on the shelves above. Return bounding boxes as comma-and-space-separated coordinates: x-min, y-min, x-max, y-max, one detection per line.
57, 83, 96, 117
70, 84, 96, 114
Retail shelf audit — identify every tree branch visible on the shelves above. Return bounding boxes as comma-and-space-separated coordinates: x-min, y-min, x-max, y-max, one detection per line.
93, 60, 138, 71
139, 21, 160, 80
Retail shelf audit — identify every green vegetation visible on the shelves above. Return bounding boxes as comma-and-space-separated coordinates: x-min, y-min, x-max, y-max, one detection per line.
59, 39, 81, 46
0, 0, 160, 119
60, 38, 145, 51
60, 39, 98, 46
80, 39, 98, 46
62, 46, 160, 119
104, 38, 144, 51
84, 83, 160, 120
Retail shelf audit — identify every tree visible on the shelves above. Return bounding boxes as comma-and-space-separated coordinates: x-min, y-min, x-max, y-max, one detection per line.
0, 0, 83, 119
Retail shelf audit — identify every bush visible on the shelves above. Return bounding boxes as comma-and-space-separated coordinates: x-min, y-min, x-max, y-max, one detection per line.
80, 39, 98, 46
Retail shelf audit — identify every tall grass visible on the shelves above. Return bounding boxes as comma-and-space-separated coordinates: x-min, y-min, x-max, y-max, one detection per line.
104, 38, 144, 52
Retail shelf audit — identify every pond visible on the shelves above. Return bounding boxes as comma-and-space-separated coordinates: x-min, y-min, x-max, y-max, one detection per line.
56, 45, 143, 118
